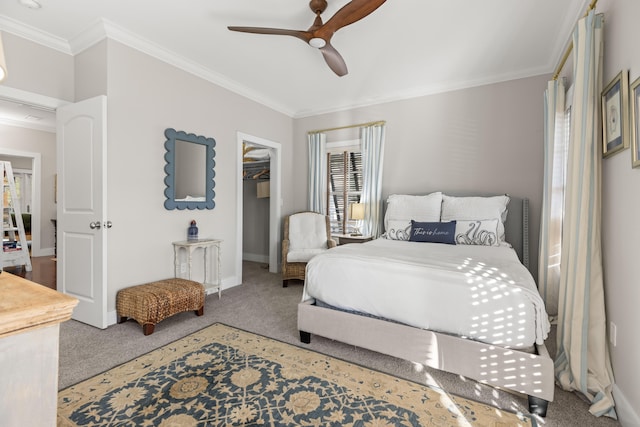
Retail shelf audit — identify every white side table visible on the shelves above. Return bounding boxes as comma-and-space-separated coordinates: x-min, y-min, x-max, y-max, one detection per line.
172, 239, 222, 298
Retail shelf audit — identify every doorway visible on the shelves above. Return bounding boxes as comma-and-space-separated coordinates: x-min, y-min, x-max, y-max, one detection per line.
0, 149, 44, 257
0, 87, 65, 258
236, 132, 281, 284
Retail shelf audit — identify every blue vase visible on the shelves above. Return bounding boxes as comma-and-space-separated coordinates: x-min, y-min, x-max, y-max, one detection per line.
188, 220, 198, 241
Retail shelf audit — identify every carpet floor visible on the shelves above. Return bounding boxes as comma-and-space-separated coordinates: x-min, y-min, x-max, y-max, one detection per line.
58, 261, 621, 427
58, 323, 535, 426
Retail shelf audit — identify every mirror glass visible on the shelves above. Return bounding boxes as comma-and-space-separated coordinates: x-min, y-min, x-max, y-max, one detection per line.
164, 128, 216, 210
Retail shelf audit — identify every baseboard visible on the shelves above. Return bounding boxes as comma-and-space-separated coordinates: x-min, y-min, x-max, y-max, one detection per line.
242, 252, 269, 264
613, 383, 640, 426
107, 310, 118, 326
31, 247, 55, 257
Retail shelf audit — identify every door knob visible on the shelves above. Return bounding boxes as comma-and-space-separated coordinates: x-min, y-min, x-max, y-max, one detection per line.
104, 221, 113, 229
89, 221, 101, 229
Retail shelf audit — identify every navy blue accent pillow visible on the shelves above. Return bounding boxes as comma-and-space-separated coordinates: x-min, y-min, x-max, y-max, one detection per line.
409, 220, 457, 244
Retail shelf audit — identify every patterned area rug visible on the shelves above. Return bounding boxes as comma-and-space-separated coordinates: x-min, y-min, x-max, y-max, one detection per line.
58, 323, 535, 426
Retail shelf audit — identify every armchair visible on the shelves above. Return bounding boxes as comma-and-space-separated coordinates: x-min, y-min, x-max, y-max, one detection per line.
281, 211, 336, 287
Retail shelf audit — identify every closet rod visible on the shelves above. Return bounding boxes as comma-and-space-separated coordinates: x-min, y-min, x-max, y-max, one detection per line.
552, 0, 598, 80
308, 120, 386, 134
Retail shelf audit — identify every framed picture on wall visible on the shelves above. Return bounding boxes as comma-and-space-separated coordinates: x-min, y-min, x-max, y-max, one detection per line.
601, 70, 629, 158
630, 76, 640, 168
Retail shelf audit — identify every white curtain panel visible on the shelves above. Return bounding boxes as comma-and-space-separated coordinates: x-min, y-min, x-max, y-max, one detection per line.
19, 172, 32, 213
360, 124, 385, 238
554, 11, 616, 419
538, 79, 565, 316
307, 132, 326, 213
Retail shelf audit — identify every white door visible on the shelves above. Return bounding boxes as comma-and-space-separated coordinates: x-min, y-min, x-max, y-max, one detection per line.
56, 95, 108, 329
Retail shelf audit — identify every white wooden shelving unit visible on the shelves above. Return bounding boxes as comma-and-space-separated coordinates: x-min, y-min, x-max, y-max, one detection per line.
1, 161, 32, 272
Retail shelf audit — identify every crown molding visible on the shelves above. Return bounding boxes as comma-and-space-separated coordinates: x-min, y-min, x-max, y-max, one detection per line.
1, 13, 564, 120
67, 17, 108, 54
0, 15, 71, 54
293, 65, 552, 119
70, 19, 295, 117
1, 16, 295, 117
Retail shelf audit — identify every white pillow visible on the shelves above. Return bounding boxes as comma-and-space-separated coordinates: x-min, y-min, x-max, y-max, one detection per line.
384, 193, 443, 240
441, 195, 509, 242
454, 219, 500, 246
288, 213, 328, 250
384, 220, 412, 241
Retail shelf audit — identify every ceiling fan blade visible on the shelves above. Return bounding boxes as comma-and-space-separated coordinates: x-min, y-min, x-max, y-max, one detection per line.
228, 26, 312, 43
228, 1, 386, 77
320, 43, 348, 76
317, 0, 387, 39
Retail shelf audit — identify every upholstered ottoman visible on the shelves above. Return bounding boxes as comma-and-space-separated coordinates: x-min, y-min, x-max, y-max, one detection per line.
116, 278, 205, 335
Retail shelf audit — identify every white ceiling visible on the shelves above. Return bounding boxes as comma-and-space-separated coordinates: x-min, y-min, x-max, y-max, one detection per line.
0, 0, 588, 127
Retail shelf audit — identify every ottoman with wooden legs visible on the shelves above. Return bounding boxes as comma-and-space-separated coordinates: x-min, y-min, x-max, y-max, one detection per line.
116, 278, 205, 335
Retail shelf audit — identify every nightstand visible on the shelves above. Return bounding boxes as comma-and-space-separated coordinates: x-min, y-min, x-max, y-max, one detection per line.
334, 234, 373, 245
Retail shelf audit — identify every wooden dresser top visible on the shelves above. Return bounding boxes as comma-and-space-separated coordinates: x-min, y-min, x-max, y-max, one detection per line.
0, 272, 78, 339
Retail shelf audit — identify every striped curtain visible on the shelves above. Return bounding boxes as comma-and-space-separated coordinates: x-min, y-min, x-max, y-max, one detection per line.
360, 124, 385, 238
554, 11, 616, 418
538, 79, 565, 317
307, 132, 326, 213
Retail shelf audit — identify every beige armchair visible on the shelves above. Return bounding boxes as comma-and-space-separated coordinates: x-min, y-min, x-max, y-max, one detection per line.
281, 211, 336, 287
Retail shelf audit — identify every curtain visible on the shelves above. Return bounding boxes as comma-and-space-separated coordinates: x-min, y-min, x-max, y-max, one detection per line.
538, 79, 565, 317
16, 172, 33, 213
554, 11, 616, 418
307, 132, 326, 213
360, 124, 385, 238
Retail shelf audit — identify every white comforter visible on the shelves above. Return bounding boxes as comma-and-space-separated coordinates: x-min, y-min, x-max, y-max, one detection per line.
303, 238, 550, 348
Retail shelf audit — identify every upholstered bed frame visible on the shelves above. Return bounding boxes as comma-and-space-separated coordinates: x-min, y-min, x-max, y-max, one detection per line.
297, 196, 553, 416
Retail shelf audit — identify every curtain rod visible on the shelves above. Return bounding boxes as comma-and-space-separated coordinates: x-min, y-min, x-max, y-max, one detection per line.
308, 120, 386, 134
553, 0, 598, 80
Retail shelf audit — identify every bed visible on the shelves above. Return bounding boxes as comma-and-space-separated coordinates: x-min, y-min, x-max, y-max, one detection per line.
297, 193, 554, 416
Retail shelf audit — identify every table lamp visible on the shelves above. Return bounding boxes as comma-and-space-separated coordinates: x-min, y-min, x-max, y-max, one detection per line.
349, 203, 365, 236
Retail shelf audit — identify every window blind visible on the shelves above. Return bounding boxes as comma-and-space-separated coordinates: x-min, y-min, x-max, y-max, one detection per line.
326, 151, 362, 234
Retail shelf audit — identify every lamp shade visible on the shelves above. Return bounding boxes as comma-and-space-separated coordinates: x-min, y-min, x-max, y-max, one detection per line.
349, 203, 365, 220
0, 32, 7, 82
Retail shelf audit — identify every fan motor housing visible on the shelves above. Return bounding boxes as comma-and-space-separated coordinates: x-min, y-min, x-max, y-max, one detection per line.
309, 0, 327, 14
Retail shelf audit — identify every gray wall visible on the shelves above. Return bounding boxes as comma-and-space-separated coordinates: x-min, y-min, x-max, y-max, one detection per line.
98, 39, 294, 310
242, 179, 269, 262
595, 0, 640, 423
1, 32, 74, 102
293, 74, 548, 283
0, 155, 31, 169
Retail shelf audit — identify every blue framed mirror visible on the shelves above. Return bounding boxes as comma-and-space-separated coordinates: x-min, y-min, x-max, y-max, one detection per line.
164, 128, 216, 210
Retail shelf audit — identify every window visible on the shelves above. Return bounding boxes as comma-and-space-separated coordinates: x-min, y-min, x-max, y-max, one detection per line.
548, 87, 571, 261
309, 125, 385, 238
326, 141, 362, 234
12, 170, 32, 213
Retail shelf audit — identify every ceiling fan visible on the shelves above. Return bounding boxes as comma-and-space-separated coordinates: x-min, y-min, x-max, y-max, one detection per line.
228, 0, 387, 77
